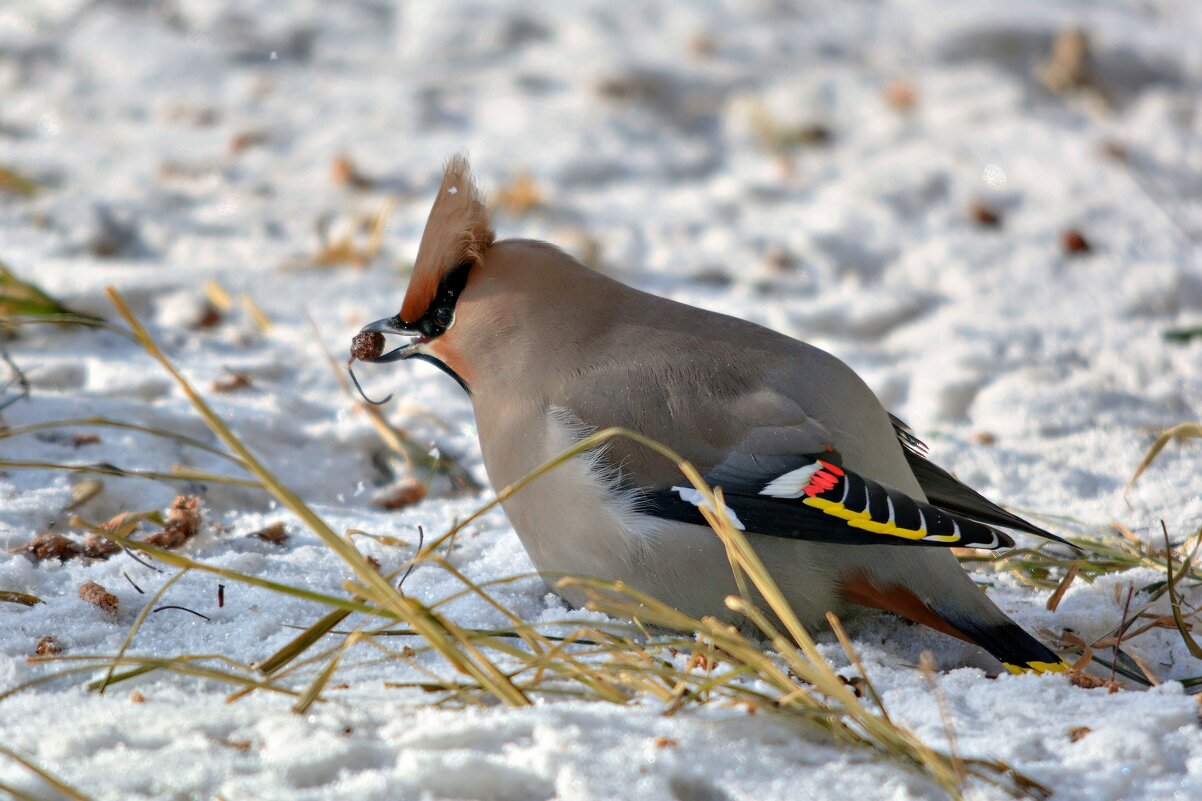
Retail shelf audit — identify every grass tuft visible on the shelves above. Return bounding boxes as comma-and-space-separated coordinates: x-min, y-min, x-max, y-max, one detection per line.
1126, 422, 1202, 500
19, 289, 1202, 799
0, 261, 100, 325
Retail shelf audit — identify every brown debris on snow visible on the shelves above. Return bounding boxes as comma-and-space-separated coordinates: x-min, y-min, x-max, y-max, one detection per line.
229, 130, 269, 156
218, 737, 252, 751
373, 477, 427, 510
195, 302, 223, 329
71, 433, 101, 448
1068, 670, 1119, 693
83, 531, 121, 559
34, 635, 63, 656
253, 522, 289, 545
212, 372, 253, 393
83, 510, 140, 559
1062, 229, 1092, 255
787, 123, 832, 147
1069, 726, 1093, 742
763, 245, 798, 273
968, 201, 1002, 228
79, 581, 119, 614
331, 154, 374, 190
23, 532, 82, 562
144, 496, 201, 549
883, 80, 918, 112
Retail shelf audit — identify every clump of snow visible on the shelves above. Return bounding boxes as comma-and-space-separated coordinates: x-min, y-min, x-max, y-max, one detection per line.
2, 0, 1202, 799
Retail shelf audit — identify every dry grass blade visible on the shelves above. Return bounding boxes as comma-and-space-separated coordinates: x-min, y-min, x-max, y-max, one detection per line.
256, 607, 356, 676
257, 430, 669, 681
5, 650, 296, 699
1163, 522, 1202, 659
0, 780, 45, 801
167, 466, 262, 486
964, 517, 1202, 602
240, 293, 272, 332
0, 417, 248, 469
107, 288, 528, 707
826, 611, 891, 723
1046, 563, 1080, 612
0, 590, 42, 607
63, 652, 260, 692
567, 575, 1038, 800
919, 653, 965, 783
90, 657, 304, 698
0, 744, 93, 801
0, 458, 260, 489
98, 569, 190, 694
1126, 423, 1202, 501
2, 314, 129, 340
95, 530, 388, 618
293, 632, 360, 714
0, 663, 140, 703
305, 201, 395, 268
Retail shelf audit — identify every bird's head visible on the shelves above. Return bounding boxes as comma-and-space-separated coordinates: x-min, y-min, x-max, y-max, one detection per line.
355, 154, 495, 396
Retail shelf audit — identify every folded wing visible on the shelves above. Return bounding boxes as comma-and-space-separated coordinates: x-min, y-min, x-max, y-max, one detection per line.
643, 453, 1015, 550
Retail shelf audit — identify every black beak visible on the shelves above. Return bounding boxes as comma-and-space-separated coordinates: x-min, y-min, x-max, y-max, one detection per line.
360, 315, 415, 335
359, 316, 420, 363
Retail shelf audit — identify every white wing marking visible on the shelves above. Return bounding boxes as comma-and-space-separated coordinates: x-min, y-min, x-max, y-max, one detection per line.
672, 486, 746, 531
759, 462, 823, 499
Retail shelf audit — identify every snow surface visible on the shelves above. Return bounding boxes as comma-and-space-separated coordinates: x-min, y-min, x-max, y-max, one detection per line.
2, 0, 1202, 799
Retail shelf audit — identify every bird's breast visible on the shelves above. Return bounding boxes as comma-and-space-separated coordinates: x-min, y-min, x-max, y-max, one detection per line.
475, 405, 653, 584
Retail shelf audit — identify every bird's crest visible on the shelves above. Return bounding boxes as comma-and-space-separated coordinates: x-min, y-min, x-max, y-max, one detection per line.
400, 154, 494, 322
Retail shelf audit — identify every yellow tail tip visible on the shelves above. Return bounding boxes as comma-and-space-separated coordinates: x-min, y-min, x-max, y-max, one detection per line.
1003, 660, 1070, 675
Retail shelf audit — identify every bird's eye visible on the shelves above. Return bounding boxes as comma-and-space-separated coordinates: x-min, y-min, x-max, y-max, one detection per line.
433, 306, 454, 328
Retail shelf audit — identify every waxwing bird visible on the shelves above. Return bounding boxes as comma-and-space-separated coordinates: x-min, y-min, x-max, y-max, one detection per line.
355, 155, 1069, 675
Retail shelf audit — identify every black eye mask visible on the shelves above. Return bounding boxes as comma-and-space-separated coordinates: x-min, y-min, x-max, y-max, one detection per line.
412, 262, 472, 339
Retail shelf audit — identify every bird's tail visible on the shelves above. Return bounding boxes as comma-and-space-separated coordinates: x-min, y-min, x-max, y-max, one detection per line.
840, 570, 1069, 674
940, 613, 1069, 674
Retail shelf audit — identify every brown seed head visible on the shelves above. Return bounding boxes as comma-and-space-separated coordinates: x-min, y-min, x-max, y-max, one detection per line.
350, 330, 386, 362
79, 581, 119, 614
25, 533, 81, 562
35, 635, 63, 656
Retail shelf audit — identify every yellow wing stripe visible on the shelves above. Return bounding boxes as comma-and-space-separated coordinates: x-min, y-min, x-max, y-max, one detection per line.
803, 496, 960, 543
